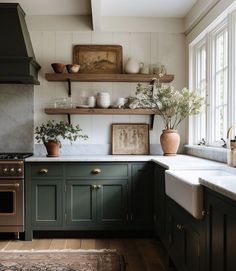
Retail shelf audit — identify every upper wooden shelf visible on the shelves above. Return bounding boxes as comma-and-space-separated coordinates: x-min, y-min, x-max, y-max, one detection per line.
44, 107, 156, 115
45, 73, 174, 83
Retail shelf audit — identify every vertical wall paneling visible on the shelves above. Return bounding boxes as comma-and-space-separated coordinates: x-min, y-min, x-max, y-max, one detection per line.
31, 29, 186, 153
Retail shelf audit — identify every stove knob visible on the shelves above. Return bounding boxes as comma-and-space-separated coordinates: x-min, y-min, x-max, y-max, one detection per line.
10, 168, 15, 173
3, 168, 8, 173
17, 168, 22, 173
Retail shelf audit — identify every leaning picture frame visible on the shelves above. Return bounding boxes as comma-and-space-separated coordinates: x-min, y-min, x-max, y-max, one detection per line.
73, 45, 123, 74
111, 123, 150, 155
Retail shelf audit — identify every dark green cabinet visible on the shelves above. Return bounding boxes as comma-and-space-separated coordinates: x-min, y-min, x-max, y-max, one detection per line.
205, 188, 236, 271
25, 161, 153, 240
154, 164, 167, 245
66, 179, 128, 228
130, 163, 153, 229
166, 197, 203, 271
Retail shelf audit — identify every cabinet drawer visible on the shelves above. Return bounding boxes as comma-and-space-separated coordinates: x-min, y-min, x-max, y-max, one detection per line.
65, 163, 128, 178
30, 163, 63, 178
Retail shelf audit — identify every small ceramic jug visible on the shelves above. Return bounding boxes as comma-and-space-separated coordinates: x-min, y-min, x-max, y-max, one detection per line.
125, 58, 142, 74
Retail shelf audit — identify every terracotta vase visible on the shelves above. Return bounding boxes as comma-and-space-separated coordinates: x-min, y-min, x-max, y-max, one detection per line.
44, 140, 61, 157
160, 129, 180, 156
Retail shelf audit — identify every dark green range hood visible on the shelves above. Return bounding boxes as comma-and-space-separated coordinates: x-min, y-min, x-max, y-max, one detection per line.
0, 3, 41, 85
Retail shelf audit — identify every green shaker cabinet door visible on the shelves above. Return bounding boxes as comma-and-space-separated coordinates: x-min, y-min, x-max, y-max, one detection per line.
97, 180, 128, 227
131, 163, 153, 228
31, 180, 63, 228
66, 180, 96, 226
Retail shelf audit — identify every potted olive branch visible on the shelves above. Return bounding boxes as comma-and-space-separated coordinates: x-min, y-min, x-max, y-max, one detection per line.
35, 120, 88, 157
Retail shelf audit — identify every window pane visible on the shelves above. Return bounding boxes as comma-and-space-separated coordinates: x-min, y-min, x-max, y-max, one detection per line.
213, 28, 228, 143
193, 42, 206, 144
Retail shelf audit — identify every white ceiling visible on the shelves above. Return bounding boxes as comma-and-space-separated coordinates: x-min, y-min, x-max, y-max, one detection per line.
0, 0, 197, 18
101, 0, 198, 18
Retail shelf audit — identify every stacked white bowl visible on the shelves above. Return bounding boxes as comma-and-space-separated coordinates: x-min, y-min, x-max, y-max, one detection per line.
97, 92, 111, 108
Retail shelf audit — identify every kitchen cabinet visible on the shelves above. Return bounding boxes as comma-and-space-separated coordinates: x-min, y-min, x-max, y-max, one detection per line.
25, 161, 153, 240
153, 164, 167, 245
166, 196, 206, 271
65, 179, 128, 229
205, 188, 236, 271
130, 163, 154, 229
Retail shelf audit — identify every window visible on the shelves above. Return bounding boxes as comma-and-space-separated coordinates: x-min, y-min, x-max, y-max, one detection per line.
189, 16, 232, 147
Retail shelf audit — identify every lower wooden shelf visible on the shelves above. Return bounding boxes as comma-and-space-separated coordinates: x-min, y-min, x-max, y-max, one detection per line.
44, 108, 157, 129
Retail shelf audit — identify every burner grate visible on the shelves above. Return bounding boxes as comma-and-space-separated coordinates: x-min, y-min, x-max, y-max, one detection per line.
0, 153, 33, 160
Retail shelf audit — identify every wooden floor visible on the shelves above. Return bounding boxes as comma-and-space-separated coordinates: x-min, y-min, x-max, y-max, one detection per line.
0, 238, 170, 271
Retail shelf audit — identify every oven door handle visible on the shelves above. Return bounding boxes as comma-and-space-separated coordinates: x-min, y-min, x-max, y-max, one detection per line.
0, 183, 20, 187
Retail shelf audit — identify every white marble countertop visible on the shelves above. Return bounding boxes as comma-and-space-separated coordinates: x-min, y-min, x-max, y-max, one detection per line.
26, 154, 157, 162
26, 154, 224, 169
199, 176, 236, 201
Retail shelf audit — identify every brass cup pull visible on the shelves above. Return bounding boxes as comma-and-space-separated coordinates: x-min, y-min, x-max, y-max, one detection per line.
91, 168, 101, 175
39, 168, 48, 174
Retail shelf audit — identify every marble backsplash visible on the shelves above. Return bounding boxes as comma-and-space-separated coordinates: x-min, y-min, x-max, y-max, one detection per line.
0, 84, 34, 153
34, 143, 164, 156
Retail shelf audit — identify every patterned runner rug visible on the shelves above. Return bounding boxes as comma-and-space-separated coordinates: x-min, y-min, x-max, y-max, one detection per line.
0, 249, 126, 271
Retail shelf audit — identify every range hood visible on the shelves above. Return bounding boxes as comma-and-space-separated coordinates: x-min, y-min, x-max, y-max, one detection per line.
0, 3, 40, 85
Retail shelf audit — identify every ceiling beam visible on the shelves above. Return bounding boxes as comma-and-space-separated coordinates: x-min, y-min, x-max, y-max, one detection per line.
91, 0, 101, 31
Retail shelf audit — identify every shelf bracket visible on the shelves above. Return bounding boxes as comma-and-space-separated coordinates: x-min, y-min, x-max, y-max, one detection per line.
67, 114, 71, 124
67, 79, 71, 97
150, 115, 155, 130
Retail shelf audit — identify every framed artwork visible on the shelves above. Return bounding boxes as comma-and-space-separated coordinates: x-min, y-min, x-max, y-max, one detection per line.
111, 123, 150, 155
73, 45, 123, 74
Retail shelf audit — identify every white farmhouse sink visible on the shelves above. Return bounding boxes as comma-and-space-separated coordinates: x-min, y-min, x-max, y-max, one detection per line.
165, 170, 233, 219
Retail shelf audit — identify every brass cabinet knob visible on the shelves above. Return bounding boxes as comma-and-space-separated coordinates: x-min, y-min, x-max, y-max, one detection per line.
91, 185, 97, 190
91, 168, 101, 175
39, 168, 48, 174
97, 185, 101, 189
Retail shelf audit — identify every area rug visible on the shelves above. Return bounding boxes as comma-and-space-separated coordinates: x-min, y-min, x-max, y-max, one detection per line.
0, 249, 126, 271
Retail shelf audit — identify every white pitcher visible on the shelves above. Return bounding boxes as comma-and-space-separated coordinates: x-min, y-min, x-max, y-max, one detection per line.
124, 58, 142, 74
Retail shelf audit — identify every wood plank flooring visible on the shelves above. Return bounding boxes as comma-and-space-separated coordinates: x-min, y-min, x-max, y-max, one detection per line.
0, 238, 170, 271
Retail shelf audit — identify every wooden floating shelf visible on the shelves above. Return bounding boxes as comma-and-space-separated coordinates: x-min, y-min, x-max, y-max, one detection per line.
45, 73, 174, 83
44, 108, 156, 115
44, 108, 158, 129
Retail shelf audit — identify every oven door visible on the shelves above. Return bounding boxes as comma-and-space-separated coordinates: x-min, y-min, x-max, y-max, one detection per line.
0, 180, 23, 232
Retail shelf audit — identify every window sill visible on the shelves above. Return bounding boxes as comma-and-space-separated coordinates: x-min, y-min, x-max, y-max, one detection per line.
185, 145, 227, 163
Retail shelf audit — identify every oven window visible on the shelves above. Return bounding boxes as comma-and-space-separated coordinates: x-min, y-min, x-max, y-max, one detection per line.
0, 191, 14, 213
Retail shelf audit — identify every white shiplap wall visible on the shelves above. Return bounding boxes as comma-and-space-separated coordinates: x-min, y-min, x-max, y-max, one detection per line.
30, 30, 186, 154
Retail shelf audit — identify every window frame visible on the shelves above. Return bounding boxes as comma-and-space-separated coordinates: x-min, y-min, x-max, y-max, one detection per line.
189, 13, 236, 148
